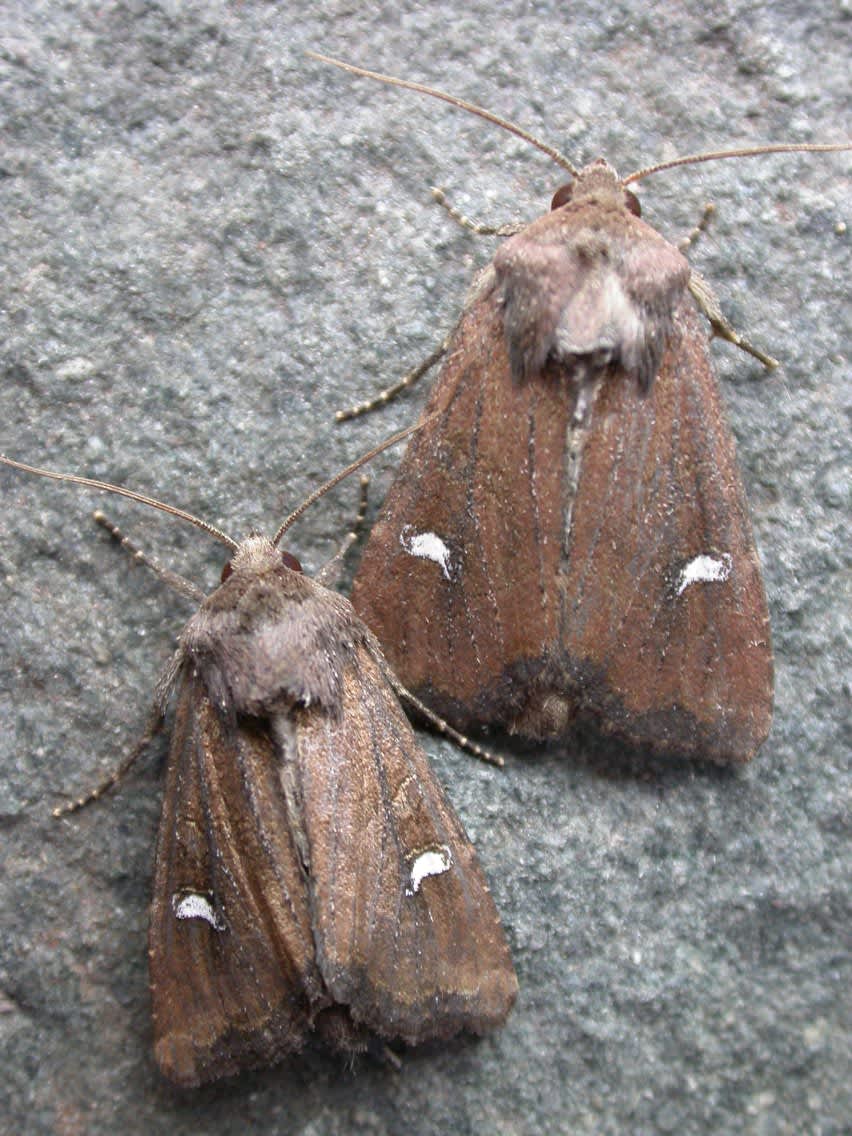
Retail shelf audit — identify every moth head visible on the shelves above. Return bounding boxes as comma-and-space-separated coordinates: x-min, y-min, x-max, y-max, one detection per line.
219, 535, 304, 583
551, 159, 641, 217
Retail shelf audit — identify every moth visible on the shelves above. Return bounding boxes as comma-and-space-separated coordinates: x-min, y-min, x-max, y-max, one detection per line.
0, 443, 517, 1088
314, 53, 851, 764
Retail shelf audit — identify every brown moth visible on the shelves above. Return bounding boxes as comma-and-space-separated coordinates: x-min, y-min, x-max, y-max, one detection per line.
0, 448, 517, 1088
314, 53, 850, 764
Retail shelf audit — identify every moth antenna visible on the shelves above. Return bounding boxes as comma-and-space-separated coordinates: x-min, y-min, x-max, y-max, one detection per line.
309, 51, 580, 176
677, 203, 716, 254
273, 419, 426, 545
625, 142, 851, 185
0, 455, 237, 551
336, 338, 448, 422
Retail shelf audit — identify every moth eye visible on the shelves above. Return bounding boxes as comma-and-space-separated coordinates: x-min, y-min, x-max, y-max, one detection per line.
280, 550, 303, 573
551, 183, 574, 210
220, 561, 234, 583
625, 189, 641, 217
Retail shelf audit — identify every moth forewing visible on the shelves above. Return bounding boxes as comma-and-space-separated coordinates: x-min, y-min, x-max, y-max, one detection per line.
149, 674, 323, 1087
547, 298, 774, 760
354, 277, 774, 761
293, 642, 517, 1040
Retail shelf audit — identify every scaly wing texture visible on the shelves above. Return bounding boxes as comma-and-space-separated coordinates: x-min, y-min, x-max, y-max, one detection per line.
351, 290, 574, 730
294, 645, 518, 1042
353, 292, 771, 761
149, 672, 325, 1087
550, 297, 773, 761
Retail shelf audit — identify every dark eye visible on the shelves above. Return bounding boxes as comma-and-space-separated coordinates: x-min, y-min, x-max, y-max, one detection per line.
551, 183, 573, 210
625, 189, 641, 217
220, 561, 233, 583
280, 550, 303, 573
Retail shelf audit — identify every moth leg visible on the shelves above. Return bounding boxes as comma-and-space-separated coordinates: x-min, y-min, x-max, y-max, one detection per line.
384, 672, 504, 768
376, 1043, 403, 1071
679, 206, 778, 368
431, 187, 525, 237
315, 476, 369, 587
677, 202, 716, 253
52, 703, 165, 818
688, 271, 779, 369
313, 1008, 403, 1069
50, 510, 196, 818
335, 338, 449, 422
93, 510, 205, 603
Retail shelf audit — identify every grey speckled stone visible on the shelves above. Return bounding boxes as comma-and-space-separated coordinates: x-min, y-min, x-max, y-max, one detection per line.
0, 4, 849, 1134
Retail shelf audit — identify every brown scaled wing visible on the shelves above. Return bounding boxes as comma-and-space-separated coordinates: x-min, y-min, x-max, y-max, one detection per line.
553, 298, 773, 761
351, 293, 572, 731
149, 672, 325, 1088
293, 644, 517, 1042
351, 293, 772, 762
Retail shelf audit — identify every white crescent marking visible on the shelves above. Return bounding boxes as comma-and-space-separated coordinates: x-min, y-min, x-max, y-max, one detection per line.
399, 526, 455, 580
676, 553, 733, 597
172, 892, 225, 931
406, 846, 453, 896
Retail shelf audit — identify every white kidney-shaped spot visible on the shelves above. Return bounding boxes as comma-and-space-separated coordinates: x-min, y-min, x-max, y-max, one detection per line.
399, 525, 455, 580
405, 845, 453, 896
172, 890, 226, 931
676, 552, 733, 597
